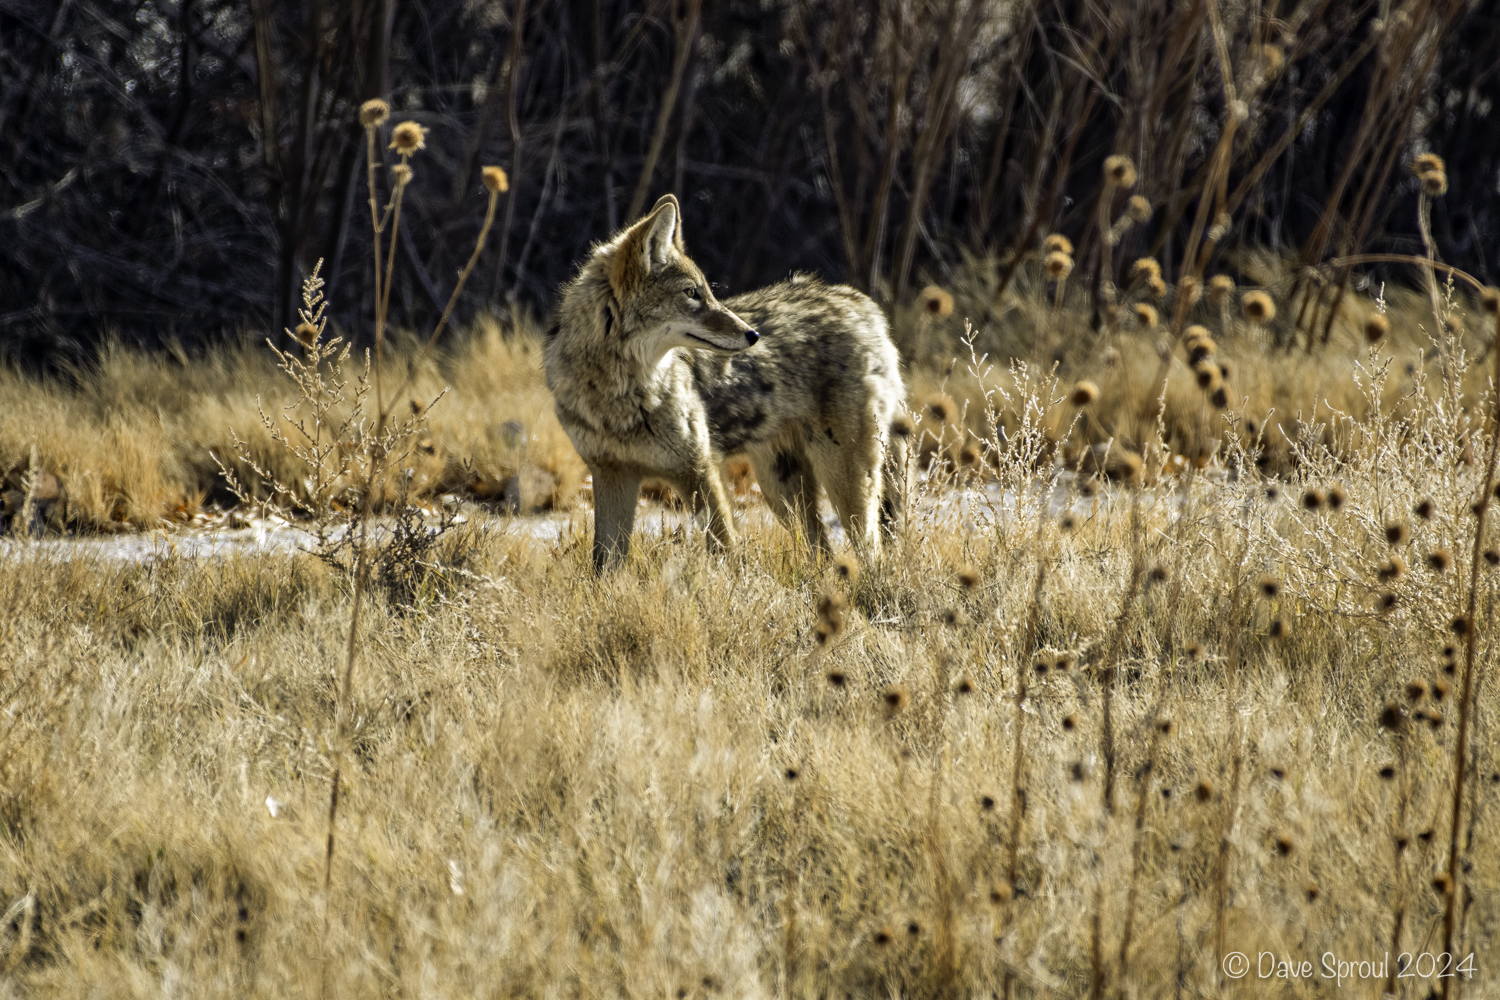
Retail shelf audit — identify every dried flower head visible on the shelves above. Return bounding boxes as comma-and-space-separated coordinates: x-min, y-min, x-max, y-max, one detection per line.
1379, 702, 1406, 732
925, 395, 952, 423
1180, 275, 1204, 308
1044, 251, 1074, 280
390, 120, 427, 155
1303, 489, 1325, 511
989, 881, 1012, 904
1209, 274, 1236, 305
1415, 498, 1435, 520
391, 163, 413, 187
1406, 679, 1429, 701
881, 686, 909, 719
1426, 549, 1452, 572
954, 676, 975, 695
1126, 195, 1152, 223
1147, 565, 1169, 584
1194, 360, 1221, 390
1412, 153, 1445, 177
1451, 616, 1469, 636
1260, 43, 1285, 75
872, 926, 894, 946
1379, 765, 1397, 780
1132, 303, 1158, 328
1328, 485, 1346, 510
1421, 170, 1448, 197
1432, 873, 1453, 895
481, 165, 509, 193
1131, 257, 1162, 283
1275, 835, 1295, 857
980, 794, 996, 811
1103, 154, 1138, 188
294, 321, 319, 345
1062, 714, 1077, 730
1485, 549, 1500, 566
1242, 290, 1276, 323
1481, 287, 1500, 315
826, 669, 846, 688
1432, 679, 1450, 701
1195, 780, 1214, 803
1306, 881, 1319, 903
1147, 275, 1169, 300
1378, 555, 1407, 582
1186, 641, 1206, 661
957, 566, 981, 591
1042, 233, 1073, 256
1268, 618, 1290, 639
359, 98, 390, 129
1364, 313, 1389, 342
919, 285, 955, 319
889, 415, 913, 439
1070, 380, 1099, 406
834, 555, 860, 584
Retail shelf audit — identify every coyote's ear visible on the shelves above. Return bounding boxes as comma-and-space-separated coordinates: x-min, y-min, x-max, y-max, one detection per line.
641, 194, 682, 270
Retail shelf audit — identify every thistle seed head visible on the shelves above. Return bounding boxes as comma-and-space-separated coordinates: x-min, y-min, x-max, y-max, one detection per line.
1042, 233, 1073, 256
1242, 290, 1276, 323
1070, 380, 1099, 406
481, 165, 509, 193
1103, 154, 1138, 188
1364, 313, 1389, 342
1413, 153, 1445, 176
1133, 303, 1159, 328
1126, 195, 1152, 222
1044, 251, 1074, 280
359, 99, 390, 128
1131, 257, 1162, 283
389, 120, 427, 155
1209, 274, 1235, 305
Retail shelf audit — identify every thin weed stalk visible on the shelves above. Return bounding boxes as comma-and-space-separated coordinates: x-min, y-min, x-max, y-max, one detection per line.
1442, 298, 1500, 995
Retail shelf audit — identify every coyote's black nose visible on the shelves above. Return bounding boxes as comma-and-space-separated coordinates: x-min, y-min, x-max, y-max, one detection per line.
744, 329, 759, 346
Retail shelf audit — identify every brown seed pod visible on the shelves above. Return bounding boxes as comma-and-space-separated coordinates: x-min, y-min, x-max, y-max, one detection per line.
1364, 313, 1390, 342
881, 686, 909, 718
1385, 522, 1409, 546
1258, 576, 1281, 598
1303, 489, 1325, 511
1480, 287, 1500, 315
1427, 549, 1452, 572
1194, 781, 1214, 803
1379, 556, 1407, 582
1415, 498, 1435, 520
1379, 702, 1406, 732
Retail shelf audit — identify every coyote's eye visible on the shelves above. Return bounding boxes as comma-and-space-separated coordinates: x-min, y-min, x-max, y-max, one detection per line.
683, 286, 699, 300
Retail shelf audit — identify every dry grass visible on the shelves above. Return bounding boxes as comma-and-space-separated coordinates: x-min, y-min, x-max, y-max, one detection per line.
0, 318, 585, 533
3, 325, 1498, 994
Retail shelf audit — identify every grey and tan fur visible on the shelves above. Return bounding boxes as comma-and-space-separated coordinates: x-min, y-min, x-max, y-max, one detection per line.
545, 194, 908, 571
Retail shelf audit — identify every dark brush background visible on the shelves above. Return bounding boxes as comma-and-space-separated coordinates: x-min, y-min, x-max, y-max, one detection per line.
2, 0, 1497, 365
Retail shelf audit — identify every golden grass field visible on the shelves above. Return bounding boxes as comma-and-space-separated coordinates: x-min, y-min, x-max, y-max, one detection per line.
3, 261, 1500, 997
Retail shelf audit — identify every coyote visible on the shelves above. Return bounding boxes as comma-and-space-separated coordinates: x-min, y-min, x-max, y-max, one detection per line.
545, 194, 907, 571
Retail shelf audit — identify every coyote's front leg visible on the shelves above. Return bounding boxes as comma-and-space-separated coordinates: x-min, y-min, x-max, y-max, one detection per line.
590, 465, 642, 571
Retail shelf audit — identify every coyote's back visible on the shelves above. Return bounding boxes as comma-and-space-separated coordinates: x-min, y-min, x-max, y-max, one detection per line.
545, 194, 906, 570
